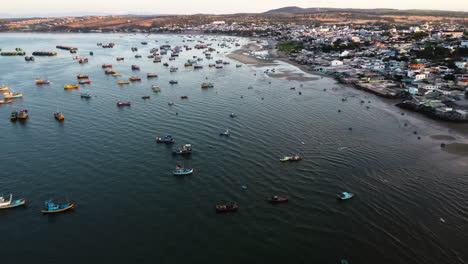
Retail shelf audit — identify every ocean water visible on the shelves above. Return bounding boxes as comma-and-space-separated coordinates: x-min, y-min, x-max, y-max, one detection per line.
0, 33, 467, 264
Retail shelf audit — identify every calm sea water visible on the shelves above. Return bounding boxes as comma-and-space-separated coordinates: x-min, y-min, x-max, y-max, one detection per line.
0, 33, 467, 264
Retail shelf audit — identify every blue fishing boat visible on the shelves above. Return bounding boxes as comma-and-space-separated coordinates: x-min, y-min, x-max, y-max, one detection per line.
173, 165, 194, 176
173, 144, 192, 155
155, 135, 175, 143
337, 192, 354, 200
41, 200, 75, 214
219, 129, 230, 136
80, 92, 92, 98
0, 194, 26, 210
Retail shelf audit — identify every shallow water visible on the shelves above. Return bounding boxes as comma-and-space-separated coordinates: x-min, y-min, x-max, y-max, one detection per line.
0, 33, 467, 264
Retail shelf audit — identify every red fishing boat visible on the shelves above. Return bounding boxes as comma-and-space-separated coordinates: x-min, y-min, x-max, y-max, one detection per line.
269, 196, 289, 203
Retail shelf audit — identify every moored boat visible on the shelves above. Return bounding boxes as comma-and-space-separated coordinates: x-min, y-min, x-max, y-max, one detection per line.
129, 76, 141, 81
142, 95, 150, 99
64, 84, 80, 89
147, 73, 158, 78
270, 196, 289, 203
0, 99, 13, 104
215, 202, 238, 213
173, 165, 194, 176
41, 200, 75, 214
0, 194, 26, 210
337, 192, 354, 200
10, 111, 18, 120
131, 65, 140, 70
80, 92, 92, 98
102, 64, 112, 68
219, 129, 230, 136
54, 112, 64, 121
104, 70, 117, 75
18, 109, 28, 119
180, 96, 188, 99
201, 83, 214, 88
78, 80, 91, 85
118, 80, 130, 85
116, 57, 124, 61
76, 74, 89, 79
0, 85, 9, 91
116, 100, 131, 107
35, 79, 51, 85
280, 154, 302, 162
169, 80, 178, 84
173, 144, 192, 155
155, 135, 175, 143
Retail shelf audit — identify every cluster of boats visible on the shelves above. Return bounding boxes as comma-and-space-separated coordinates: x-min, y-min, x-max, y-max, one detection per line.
0, 194, 75, 214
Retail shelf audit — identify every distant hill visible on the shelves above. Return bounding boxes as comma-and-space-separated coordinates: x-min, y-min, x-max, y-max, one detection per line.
264, 6, 468, 18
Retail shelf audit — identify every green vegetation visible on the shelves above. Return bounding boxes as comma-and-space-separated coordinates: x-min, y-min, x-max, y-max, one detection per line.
277, 42, 304, 54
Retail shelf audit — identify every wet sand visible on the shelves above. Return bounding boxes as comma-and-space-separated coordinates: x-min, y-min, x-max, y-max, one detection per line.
227, 42, 277, 66
443, 143, 468, 156
430, 135, 456, 141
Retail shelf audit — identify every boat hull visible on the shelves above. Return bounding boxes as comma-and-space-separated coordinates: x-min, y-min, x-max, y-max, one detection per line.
41, 203, 75, 214
0, 199, 26, 210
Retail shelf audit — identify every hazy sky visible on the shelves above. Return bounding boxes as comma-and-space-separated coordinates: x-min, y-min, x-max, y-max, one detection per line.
2, 0, 467, 15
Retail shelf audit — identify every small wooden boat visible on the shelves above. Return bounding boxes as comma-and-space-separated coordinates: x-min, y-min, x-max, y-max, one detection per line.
230, 113, 237, 118
116, 57, 124, 61
0, 194, 26, 210
41, 200, 75, 214
152, 86, 161, 92
35, 79, 51, 85
215, 202, 238, 213
169, 80, 178, 84
155, 135, 175, 143
163, 63, 169, 67
280, 154, 302, 162
79, 80, 91, 85
80, 93, 92, 98
337, 192, 354, 200
201, 83, 214, 88
64, 85, 79, 89
180, 96, 188, 99
270, 196, 289, 203
104, 70, 117, 75
184, 63, 192, 67
118, 80, 130, 85
102, 64, 112, 68
168, 102, 174, 106
54, 112, 64, 121
129, 76, 141, 81
173, 144, 192, 155
170, 67, 178, 72
209, 64, 216, 67
173, 165, 194, 176
76, 74, 89, 79
117, 101, 131, 107
219, 129, 230, 136
142, 96, 150, 99
3, 92, 23, 99
131, 65, 140, 70
10, 111, 18, 120
0, 99, 13, 104
147, 73, 158, 78
18, 109, 28, 119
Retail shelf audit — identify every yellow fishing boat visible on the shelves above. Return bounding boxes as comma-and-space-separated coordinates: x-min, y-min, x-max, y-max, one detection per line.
118, 80, 130, 85
0, 85, 9, 91
64, 85, 80, 89
3, 92, 23, 99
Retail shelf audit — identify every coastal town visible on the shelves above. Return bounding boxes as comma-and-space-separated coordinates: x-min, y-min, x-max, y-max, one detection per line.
1, 11, 467, 122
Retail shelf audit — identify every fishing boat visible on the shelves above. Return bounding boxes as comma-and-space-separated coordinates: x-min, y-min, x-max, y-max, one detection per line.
209, 64, 216, 67
10, 111, 18, 120
170, 67, 178, 72
147, 73, 158, 78
79, 80, 91, 85
216, 65, 223, 69
80, 92, 92, 98
0, 99, 13, 104
155, 135, 175, 143
104, 70, 117, 75
0, 194, 26, 210
102, 64, 112, 68
18, 109, 28, 120
0, 85, 9, 91
41, 200, 75, 214
280, 154, 302, 162
117, 101, 131, 107
337, 192, 354, 200
219, 129, 230, 136
215, 202, 238, 213
116, 57, 124, 61
163, 63, 169, 67
169, 80, 178, 84
131, 65, 140, 70
54, 112, 64, 121
173, 165, 194, 176
77, 74, 89, 79
201, 83, 214, 88
236, 64, 242, 68
134, 54, 142, 58
35, 79, 51, 85
173, 144, 192, 155
270, 196, 289, 203
64, 85, 79, 89
141, 96, 150, 100
129, 76, 141, 81
180, 96, 188, 99
194, 65, 203, 69
168, 102, 174, 106
152, 86, 161, 92
230, 113, 237, 118
184, 63, 192, 67
118, 80, 130, 85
